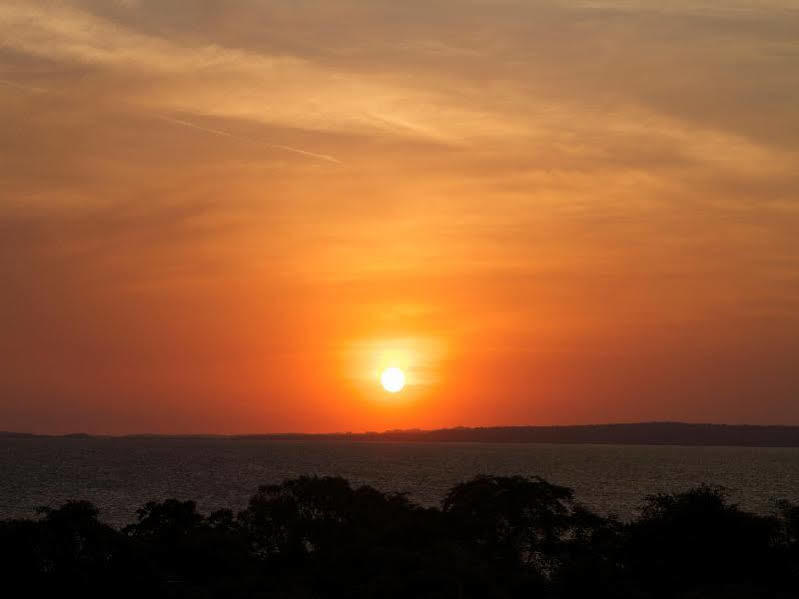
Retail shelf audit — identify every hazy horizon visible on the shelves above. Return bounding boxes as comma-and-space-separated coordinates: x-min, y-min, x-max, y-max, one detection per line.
1, 0, 798, 434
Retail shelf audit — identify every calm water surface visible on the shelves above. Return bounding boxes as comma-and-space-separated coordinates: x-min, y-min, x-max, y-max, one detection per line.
2, 437, 799, 526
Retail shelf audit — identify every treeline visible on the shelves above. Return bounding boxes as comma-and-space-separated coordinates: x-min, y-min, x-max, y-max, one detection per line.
2, 475, 799, 598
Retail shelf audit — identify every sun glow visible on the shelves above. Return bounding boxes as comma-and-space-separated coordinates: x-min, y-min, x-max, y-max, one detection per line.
380, 367, 406, 393
342, 335, 448, 401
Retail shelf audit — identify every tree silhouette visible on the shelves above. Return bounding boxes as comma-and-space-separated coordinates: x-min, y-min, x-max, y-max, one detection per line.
2, 475, 798, 597
626, 485, 783, 597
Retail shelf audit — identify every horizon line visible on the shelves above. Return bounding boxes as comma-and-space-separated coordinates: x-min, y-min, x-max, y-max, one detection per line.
5, 421, 799, 439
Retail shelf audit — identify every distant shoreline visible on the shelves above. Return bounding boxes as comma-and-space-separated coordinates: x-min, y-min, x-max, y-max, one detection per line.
5, 422, 799, 447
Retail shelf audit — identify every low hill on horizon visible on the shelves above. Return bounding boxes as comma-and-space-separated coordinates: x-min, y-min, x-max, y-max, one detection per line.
237, 422, 799, 447
5, 423, 799, 447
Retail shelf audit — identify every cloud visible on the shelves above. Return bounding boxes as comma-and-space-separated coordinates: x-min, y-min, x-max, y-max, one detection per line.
0, 1, 519, 144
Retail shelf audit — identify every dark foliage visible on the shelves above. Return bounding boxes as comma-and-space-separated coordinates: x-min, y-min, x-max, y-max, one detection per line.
2, 476, 798, 598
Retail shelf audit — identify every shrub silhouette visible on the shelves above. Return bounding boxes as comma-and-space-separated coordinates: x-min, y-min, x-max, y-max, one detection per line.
123, 499, 252, 595
238, 476, 463, 597
1, 475, 798, 598
0, 500, 141, 597
625, 485, 785, 597
443, 475, 576, 570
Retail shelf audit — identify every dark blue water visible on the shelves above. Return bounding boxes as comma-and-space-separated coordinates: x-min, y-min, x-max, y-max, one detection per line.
3, 437, 799, 526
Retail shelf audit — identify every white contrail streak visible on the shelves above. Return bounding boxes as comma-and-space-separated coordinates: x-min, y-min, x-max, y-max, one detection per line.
0, 77, 341, 165
155, 114, 342, 165
0, 79, 48, 93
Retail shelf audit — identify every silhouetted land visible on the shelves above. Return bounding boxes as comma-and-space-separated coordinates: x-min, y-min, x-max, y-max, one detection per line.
7, 422, 799, 446
2, 474, 799, 597
243, 422, 799, 446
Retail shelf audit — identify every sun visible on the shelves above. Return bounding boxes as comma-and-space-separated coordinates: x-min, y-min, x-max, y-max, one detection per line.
380, 367, 406, 393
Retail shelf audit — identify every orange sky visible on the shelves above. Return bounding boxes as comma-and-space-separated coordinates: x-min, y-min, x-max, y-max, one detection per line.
1, 0, 798, 434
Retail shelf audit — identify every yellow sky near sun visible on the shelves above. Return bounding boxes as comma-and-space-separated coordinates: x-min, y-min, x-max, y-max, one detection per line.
0, 0, 797, 433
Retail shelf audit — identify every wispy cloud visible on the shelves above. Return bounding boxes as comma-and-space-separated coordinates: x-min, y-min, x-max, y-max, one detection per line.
0, 1, 515, 144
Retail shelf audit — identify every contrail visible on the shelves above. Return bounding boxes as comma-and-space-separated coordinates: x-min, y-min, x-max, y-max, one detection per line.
0, 77, 341, 165
155, 114, 342, 165
0, 79, 48, 93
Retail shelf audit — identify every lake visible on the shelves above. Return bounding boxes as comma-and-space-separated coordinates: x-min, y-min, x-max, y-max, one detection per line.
2, 436, 799, 526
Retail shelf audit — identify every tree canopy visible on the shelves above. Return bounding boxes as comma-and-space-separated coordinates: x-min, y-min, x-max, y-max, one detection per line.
2, 475, 797, 598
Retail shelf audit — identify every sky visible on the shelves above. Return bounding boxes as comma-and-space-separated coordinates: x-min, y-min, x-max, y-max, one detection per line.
1, 0, 797, 434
